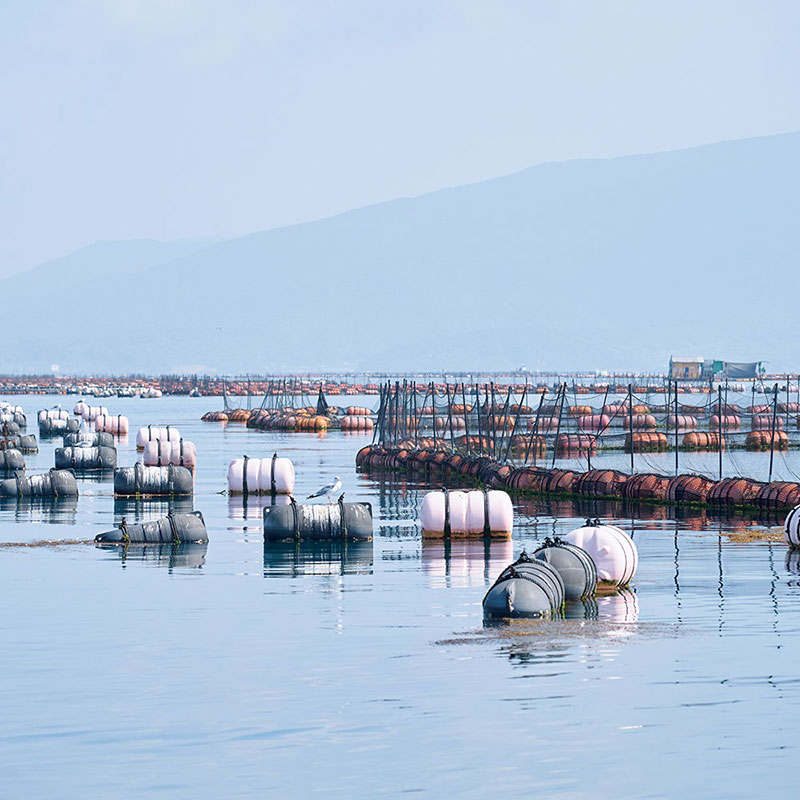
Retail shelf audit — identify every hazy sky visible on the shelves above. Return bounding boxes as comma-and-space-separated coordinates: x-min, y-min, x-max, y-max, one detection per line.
2, 0, 798, 276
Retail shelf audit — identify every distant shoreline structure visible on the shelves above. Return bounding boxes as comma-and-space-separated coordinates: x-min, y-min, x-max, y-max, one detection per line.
0, 371, 794, 397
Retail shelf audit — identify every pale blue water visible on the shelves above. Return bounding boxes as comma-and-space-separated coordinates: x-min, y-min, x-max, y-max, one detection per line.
1, 395, 798, 797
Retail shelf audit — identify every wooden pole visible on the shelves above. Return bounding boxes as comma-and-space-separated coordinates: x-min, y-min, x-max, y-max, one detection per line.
769, 383, 779, 483
628, 383, 634, 473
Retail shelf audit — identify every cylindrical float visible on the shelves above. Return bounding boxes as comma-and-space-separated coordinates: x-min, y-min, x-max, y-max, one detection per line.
564, 521, 638, 586
55, 445, 117, 471
482, 557, 565, 618
142, 439, 197, 468
95, 511, 208, 544
227, 454, 295, 495
0, 449, 25, 473
784, 504, 800, 548
263, 498, 373, 541
63, 431, 115, 448
83, 406, 109, 421
533, 538, 598, 600
136, 425, 181, 450
0, 469, 79, 497
3, 434, 38, 453
113, 463, 194, 497
420, 489, 513, 538
38, 408, 69, 424
95, 414, 129, 434
39, 417, 80, 436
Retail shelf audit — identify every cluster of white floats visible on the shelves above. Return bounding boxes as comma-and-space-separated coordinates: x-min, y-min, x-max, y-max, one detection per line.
73, 403, 198, 469
420, 487, 639, 620
420, 488, 637, 585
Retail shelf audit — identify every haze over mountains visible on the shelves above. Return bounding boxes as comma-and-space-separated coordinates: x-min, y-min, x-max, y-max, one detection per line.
3, 132, 798, 375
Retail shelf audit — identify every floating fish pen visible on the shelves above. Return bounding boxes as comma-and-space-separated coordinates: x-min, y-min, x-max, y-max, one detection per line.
202, 380, 379, 433
354, 379, 800, 509
357, 443, 800, 510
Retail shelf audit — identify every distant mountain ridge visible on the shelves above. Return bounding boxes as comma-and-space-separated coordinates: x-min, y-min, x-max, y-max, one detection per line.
2, 132, 798, 374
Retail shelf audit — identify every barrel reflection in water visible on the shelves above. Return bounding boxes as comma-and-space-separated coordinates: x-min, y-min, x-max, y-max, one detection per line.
422, 539, 513, 588
227, 493, 291, 521
96, 541, 208, 570
263, 540, 373, 577
113, 496, 195, 524
0, 495, 79, 525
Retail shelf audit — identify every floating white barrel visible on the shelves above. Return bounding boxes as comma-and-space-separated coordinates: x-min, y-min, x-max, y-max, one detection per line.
420, 489, 513, 537
84, 405, 109, 421
73, 401, 89, 417
565, 522, 638, 586
1, 403, 24, 414
784, 504, 800, 548
227, 455, 295, 495
136, 425, 181, 450
95, 414, 129, 434
38, 408, 69, 423
142, 439, 197, 468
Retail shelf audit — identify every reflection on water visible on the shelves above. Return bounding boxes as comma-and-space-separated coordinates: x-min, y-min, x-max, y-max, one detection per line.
422, 539, 513, 588
227, 492, 291, 521
513, 495, 785, 530
72, 470, 115, 483
113, 496, 195, 523
0, 495, 79, 524
5, 394, 800, 798
96, 541, 208, 570
264, 539, 374, 576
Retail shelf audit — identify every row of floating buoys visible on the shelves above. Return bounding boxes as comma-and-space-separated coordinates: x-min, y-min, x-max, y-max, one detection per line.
356, 445, 800, 510
246, 410, 330, 431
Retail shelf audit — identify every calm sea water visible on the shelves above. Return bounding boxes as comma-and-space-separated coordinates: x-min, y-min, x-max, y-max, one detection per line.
1, 394, 798, 798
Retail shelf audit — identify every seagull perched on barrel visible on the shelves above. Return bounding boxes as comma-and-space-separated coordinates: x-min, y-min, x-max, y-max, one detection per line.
307, 476, 342, 503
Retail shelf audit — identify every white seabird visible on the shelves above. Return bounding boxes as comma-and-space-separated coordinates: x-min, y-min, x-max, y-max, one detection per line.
307, 476, 342, 503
